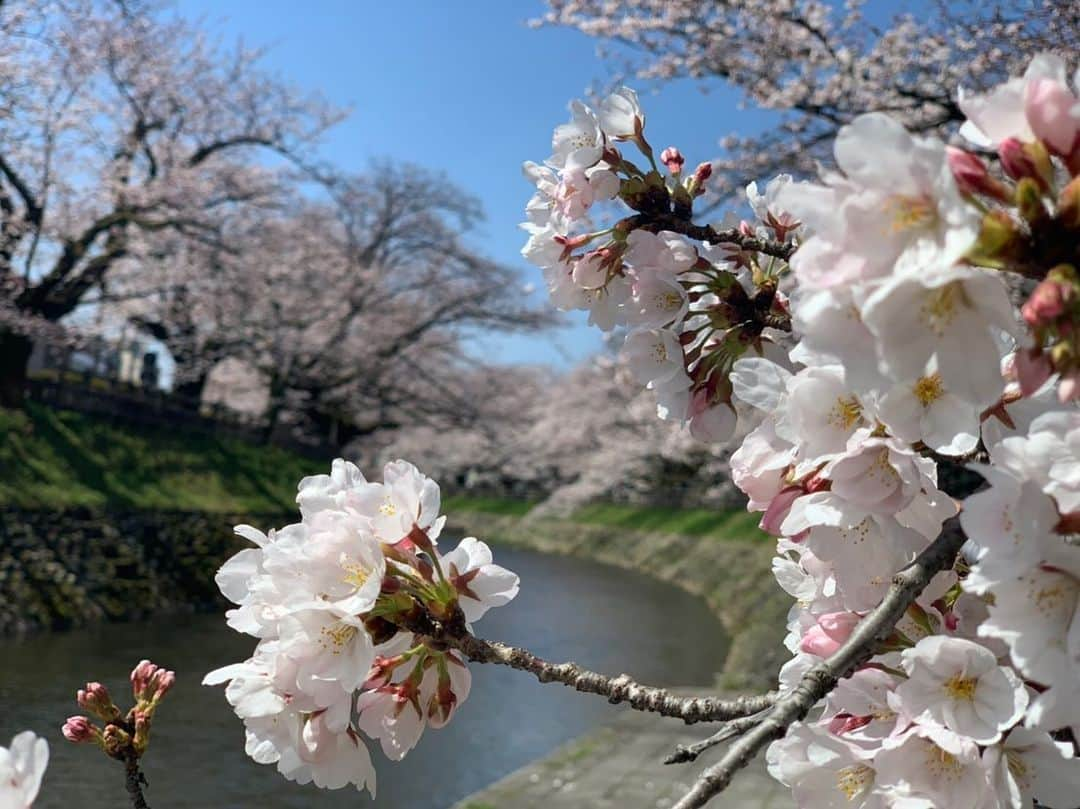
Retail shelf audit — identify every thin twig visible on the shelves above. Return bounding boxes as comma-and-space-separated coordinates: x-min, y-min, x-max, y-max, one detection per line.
664, 709, 771, 764
672, 516, 967, 809
398, 611, 776, 724
628, 213, 797, 261
123, 754, 150, 809
454, 633, 776, 723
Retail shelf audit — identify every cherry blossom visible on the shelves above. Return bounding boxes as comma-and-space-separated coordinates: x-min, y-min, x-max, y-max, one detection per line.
766, 722, 886, 809
891, 636, 1029, 745
0, 732, 48, 809
983, 727, 1080, 809
205, 459, 518, 794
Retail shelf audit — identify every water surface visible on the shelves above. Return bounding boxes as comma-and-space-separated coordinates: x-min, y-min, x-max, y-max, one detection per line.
0, 545, 727, 808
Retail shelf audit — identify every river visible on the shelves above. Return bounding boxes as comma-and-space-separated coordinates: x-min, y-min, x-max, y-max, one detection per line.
0, 545, 728, 809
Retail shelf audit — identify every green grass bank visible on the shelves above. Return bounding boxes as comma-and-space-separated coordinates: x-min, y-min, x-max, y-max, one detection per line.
0, 403, 319, 512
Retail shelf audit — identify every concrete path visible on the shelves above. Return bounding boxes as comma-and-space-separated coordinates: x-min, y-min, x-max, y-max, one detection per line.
452, 699, 793, 809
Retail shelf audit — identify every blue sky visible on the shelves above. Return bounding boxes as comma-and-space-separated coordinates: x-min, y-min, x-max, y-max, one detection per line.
175, 0, 771, 369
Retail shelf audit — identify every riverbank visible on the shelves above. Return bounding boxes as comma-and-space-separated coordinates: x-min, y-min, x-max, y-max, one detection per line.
0, 508, 257, 634
451, 688, 791, 809
3, 504, 788, 690
444, 510, 787, 691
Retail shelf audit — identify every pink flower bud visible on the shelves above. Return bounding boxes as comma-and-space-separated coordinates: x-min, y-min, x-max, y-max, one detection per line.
1015, 349, 1053, 397
946, 146, 1008, 201
759, 487, 803, 536
800, 625, 842, 657
817, 611, 861, 642
62, 716, 98, 744
999, 138, 1048, 188
77, 681, 121, 722
131, 659, 160, 700
152, 669, 176, 701
660, 146, 685, 174
693, 162, 712, 183
801, 611, 860, 657
1022, 278, 1068, 326
1025, 77, 1080, 157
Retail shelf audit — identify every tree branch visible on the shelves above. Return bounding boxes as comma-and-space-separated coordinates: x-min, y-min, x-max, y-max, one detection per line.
397, 610, 776, 724
628, 213, 796, 261
671, 515, 966, 809
664, 709, 771, 765
123, 753, 150, 809
450, 633, 776, 723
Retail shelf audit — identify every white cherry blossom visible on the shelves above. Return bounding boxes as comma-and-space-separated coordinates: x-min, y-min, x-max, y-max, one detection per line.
983, 727, 1080, 809
874, 727, 989, 809
860, 266, 1018, 409
766, 722, 886, 809
876, 369, 980, 455
0, 732, 48, 809
439, 537, 520, 622
891, 636, 1028, 745
550, 100, 604, 170
598, 86, 643, 140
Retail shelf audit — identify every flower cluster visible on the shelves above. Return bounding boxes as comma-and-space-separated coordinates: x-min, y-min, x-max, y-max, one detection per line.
62, 660, 176, 759
0, 732, 48, 809
204, 459, 519, 795
520, 87, 795, 443
525, 52, 1080, 808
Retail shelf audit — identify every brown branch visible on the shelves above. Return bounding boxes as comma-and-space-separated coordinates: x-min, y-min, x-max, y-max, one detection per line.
450, 633, 776, 723
664, 709, 770, 764
123, 754, 150, 809
672, 515, 967, 809
627, 213, 796, 261
397, 610, 776, 724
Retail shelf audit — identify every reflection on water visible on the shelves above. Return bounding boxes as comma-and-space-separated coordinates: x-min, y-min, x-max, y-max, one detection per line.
0, 545, 727, 809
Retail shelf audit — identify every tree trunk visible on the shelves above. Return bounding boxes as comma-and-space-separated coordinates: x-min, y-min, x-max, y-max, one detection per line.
264, 375, 287, 442
0, 331, 33, 408
173, 372, 208, 408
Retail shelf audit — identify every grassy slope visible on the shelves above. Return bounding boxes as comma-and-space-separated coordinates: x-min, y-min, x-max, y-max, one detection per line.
0, 404, 319, 513
1, 404, 763, 538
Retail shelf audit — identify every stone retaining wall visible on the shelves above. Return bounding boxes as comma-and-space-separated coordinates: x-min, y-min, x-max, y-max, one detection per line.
0, 508, 269, 634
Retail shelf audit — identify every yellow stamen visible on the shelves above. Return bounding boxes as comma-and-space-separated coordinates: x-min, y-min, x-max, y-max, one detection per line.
919, 281, 967, 336
836, 764, 873, 800
886, 194, 937, 233
341, 561, 370, 589
828, 396, 862, 429
913, 373, 945, 406
944, 674, 978, 701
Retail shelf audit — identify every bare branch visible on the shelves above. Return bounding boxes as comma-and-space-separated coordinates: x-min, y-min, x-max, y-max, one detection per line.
629, 213, 796, 262
664, 709, 771, 765
672, 516, 967, 809
452, 633, 776, 723
395, 607, 776, 724
123, 754, 150, 809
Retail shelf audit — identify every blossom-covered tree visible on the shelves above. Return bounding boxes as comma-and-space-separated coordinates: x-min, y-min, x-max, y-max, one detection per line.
118, 162, 552, 440
534, 0, 1080, 207
0, 0, 341, 405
